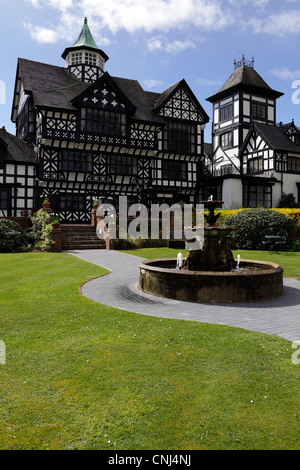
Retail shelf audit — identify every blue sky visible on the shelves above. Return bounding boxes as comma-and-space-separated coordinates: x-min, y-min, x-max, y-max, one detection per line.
0, 0, 300, 142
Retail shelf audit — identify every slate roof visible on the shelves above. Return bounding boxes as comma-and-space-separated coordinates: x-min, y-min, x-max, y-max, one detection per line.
206, 65, 283, 102
240, 122, 300, 155
0, 128, 36, 163
13, 58, 207, 126
13, 59, 88, 116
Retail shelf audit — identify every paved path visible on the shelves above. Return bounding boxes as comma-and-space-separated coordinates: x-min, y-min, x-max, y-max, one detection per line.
67, 249, 300, 343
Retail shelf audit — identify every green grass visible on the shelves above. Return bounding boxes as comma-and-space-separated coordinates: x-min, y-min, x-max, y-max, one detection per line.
123, 247, 300, 279
0, 251, 300, 450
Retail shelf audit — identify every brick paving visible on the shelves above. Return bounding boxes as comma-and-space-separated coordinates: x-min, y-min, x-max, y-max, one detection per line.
68, 249, 300, 343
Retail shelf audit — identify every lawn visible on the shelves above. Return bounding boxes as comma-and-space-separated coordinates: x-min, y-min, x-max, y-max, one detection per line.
0, 251, 299, 450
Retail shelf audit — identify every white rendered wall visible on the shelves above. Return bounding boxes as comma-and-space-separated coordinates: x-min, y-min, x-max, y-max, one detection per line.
222, 178, 243, 209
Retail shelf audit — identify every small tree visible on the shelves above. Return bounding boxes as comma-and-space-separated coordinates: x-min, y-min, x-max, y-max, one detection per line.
278, 193, 300, 208
30, 209, 54, 251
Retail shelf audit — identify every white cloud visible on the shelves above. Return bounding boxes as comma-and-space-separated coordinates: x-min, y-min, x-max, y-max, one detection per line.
24, 24, 58, 43
249, 9, 300, 36
147, 36, 196, 54
25, 0, 300, 47
143, 79, 164, 90
26, 0, 233, 42
271, 67, 300, 80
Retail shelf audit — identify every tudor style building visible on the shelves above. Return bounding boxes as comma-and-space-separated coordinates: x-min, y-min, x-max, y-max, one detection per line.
0, 126, 36, 217
9, 18, 209, 223
1, 21, 300, 224
205, 56, 300, 208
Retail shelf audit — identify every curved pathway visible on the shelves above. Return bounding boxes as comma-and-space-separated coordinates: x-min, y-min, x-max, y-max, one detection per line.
68, 249, 300, 343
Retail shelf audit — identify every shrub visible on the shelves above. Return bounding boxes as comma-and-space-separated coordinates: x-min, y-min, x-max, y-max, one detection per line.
223, 208, 295, 250
30, 209, 54, 251
278, 192, 300, 208
0, 219, 31, 252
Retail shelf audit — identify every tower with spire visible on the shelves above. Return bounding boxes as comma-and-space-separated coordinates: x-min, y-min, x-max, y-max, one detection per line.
61, 17, 109, 83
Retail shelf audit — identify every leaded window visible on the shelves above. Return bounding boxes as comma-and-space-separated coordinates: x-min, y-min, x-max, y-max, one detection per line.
163, 122, 196, 153
61, 193, 86, 212
0, 187, 9, 210
252, 103, 266, 120
287, 157, 300, 173
71, 52, 83, 65
220, 131, 232, 148
199, 184, 222, 201
85, 53, 97, 66
60, 150, 93, 172
110, 155, 137, 176
219, 104, 233, 122
243, 184, 271, 208
247, 158, 263, 174
81, 108, 127, 136
162, 160, 187, 181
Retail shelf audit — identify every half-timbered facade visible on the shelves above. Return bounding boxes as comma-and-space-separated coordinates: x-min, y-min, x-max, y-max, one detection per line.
205, 56, 300, 208
8, 18, 209, 223
0, 127, 36, 217
2, 22, 300, 221
240, 120, 300, 207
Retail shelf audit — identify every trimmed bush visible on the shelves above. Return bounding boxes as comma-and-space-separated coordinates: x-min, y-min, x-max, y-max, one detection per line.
223, 208, 295, 250
0, 219, 31, 252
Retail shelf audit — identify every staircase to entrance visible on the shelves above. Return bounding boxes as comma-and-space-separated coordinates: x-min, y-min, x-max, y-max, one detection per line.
61, 225, 106, 250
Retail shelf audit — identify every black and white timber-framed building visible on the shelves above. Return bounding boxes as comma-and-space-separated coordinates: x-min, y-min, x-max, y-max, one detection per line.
205, 56, 300, 208
7, 18, 209, 224
1, 21, 300, 224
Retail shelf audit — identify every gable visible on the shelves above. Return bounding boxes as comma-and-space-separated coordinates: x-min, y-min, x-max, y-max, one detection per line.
154, 81, 209, 123
242, 129, 269, 155
284, 122, 298, 135
71, 73, 136, 114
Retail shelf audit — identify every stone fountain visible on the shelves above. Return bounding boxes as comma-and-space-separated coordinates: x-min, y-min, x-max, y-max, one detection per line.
139, 200, 283, 303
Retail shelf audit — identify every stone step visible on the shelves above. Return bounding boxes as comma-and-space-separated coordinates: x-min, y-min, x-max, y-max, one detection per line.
61, 224, 106, 250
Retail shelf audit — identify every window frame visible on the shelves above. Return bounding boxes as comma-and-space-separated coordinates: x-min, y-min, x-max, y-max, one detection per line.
162, 159, 188, 181
109, 154, 138, 176
81, 108, 127, 137
0, 186, 12, 214
163, 121, 197, 154
60, 150, 93, 173
252, 102, 266, 121
287, 156, 300, 173
247, 157, 264, 174
243, 183, 272, 208
220, 131, 233, 148
60, 193, 87, 212
219, 103, 233, 122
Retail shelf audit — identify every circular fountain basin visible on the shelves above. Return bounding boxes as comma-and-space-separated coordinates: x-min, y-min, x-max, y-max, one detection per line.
139, 259, 283, 304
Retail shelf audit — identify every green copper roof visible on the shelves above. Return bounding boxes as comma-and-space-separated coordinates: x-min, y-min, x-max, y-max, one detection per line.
72, 17, 98, 50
